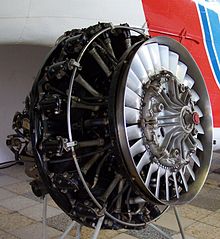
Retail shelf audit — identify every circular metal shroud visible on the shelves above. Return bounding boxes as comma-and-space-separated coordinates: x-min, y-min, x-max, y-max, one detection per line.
112, 37, 213, 205
27, 23, 212, 229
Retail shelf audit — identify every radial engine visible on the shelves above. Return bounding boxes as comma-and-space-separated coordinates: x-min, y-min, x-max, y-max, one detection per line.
7, 23, 213, 229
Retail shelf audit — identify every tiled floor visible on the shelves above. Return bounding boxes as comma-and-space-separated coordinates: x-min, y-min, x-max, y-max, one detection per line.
0, 153, 219, 239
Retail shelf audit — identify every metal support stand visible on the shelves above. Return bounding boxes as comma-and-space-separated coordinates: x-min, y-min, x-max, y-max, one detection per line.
174, 206, 186, 239
42, 200, 185, 239
59, 215, 105, 239
76, 223, 82, 239
60, 221, 77, 239
149, 206, 186, 239
42, 195, 48, 239
91, 216, 105, 239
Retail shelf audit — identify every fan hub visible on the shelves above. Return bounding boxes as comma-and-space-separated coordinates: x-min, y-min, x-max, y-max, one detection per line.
140, 73, 193, 170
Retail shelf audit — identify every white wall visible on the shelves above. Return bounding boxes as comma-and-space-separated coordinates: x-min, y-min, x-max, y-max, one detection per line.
0, 0, 146, 45
0, 45, 51, 163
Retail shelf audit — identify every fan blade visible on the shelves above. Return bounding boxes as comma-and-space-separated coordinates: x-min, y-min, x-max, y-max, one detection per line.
130, 138, 146, 157
127, 69, 143, 95
125, 107, 139, 124
155, 167, 165, 198
169, 52, 179, 75
126, 125, 142, 141
183, 74, 195, 89
131, 54, 148, 83
191, 153, 200, 167
125, 87, 141, 109
195, 124, 204, 134
145, 163, 158, 188
147, 43, 161, 73
138, 45, 154, 76
195, 138, 203, 151
159, 45, 169, 70
172, 172, 180, 199
190, 89, 200, 102
176, 61, 187, 83
180, 169, 188, 192
136, 151, 150, 173
186, 165, 196, 181
165, 170, 170, 201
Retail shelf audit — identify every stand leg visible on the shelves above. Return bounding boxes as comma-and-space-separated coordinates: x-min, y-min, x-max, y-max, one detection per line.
174, 206, 185, 239
59, 215, 104, 239
60, 221, 76, 239
42, 195, 48, 239
149, 223, 172, 239
76, 223, 82, 239
58, 209, 185, 239
91, 216, 105, 239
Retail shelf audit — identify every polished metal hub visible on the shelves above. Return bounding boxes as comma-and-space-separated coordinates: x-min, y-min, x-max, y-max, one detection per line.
140, 73, 200, 171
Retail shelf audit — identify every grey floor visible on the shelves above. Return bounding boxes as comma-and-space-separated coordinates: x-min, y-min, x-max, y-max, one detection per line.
0, 153, 219, 239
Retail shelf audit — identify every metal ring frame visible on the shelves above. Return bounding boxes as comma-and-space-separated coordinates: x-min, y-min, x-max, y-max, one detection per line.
66, 25, 167, 227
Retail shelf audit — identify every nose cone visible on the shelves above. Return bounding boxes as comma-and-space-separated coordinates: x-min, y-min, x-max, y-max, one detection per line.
193, 112, 200, 125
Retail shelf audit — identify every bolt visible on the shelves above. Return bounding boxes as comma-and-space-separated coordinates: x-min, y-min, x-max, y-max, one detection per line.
179, 84, 186, 93
158, 103, 164, 112
190, 148, 196, 154
192, 128, 198, 136
61, 189, 67, 193
172, 149, 180, 157
153, 103, 164, 113
49, 173, 54, 178
107, 220, 113, 227
84, 200, 89, 206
